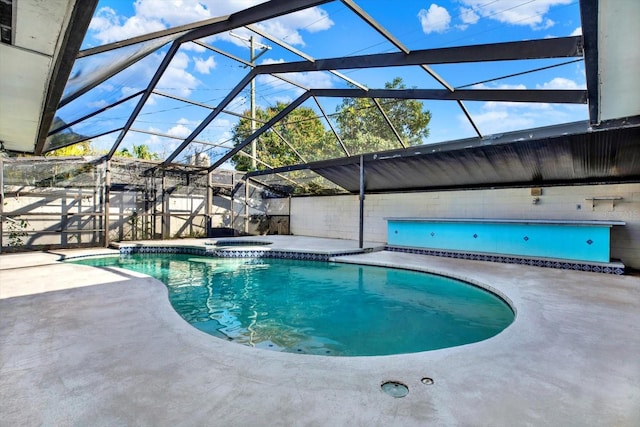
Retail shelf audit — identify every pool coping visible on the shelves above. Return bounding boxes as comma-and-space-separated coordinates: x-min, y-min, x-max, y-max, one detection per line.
81, 248, 516, 355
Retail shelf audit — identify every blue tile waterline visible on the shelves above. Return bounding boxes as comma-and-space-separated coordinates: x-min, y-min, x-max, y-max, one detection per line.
112, 244, 624, 274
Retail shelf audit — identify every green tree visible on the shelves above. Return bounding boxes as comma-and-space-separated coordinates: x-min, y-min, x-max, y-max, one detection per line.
46, 140, 92, 157
46, 116, 91, 153
114, 148, 133, 158
132, 144, 160, 160
114, 144, 159, 160
334, 77, 431, 154
231, 102, 335, 171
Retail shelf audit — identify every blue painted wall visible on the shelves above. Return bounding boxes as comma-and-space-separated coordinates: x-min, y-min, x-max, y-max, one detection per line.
387, 221, 612, 262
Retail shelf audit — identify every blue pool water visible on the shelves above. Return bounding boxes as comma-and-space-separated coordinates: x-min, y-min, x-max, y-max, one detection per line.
72, 254, 514, 356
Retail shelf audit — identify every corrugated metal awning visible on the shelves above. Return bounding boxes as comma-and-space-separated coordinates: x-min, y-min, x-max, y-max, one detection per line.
300, 119, 640, 194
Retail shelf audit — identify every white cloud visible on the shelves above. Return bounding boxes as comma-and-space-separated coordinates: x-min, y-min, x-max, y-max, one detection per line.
116, 52, 164, 99
88, 100, 109, 109
570, 27, 582, 36
461, 77, 587, 134
482, 100, 553, 111
157, 51, 200, 97
253, 58, 299, 96
257, 58, 335, 96
89, 6, 166, 44
145, 93, 163, 106
471, 82, 526, 90
459, 0, 572, 29
142, 134, 162, 146
260, 58, 285, 66
538, 18, 555, 30
418, 4, 451, 34
167, 123, 193, 138
475, 82, 547, 111
289, 7, 334, 33
88, 7, 118, 33
256, 7, 334, 47
194, 56, 217, 74
469, 109, 533, 132
177, 117, 198, 126
199, 117, 235, 145
121, 86, 142, 98
89, 0, 333, 48
467, 100, 556, 134
282, 71, 335, 89
199, 0, 264, 17
459, 7, 479, 25
133, 0, 212, 27
537, 77, 584, 90
183, 42, 207, 53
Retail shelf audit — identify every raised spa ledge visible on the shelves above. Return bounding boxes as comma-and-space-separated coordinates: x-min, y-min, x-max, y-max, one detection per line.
384, 218, 626, 226
384, 218, 626, 273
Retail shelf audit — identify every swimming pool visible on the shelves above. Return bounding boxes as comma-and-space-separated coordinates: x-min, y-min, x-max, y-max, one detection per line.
72, 254, 514, 356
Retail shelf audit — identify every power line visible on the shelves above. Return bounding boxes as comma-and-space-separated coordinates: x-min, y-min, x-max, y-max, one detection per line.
456, 58, 583, 89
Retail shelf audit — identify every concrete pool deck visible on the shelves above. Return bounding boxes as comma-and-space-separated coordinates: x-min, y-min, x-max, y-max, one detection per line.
1, 236, 639, 426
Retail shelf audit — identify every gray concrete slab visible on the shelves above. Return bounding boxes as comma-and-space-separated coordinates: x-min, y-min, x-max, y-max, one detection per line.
1, 237, 639, 426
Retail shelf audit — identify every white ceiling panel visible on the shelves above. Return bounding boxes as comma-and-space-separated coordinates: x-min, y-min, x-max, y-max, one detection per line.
0, 45, 52, 151
0, 0, 82, 153
598, 0, 640, 121
14, 0, 74, 55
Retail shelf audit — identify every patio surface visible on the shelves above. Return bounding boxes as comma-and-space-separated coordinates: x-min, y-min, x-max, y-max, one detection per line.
1, 236, 639, 426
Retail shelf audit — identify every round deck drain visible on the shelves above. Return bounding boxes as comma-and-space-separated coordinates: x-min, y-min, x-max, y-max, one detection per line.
381, 381, 409, 398
421, 377, 434, 385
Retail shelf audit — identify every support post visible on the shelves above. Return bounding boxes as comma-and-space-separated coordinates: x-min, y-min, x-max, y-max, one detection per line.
78, 188, 83, 244
162, 172, 169, 239
93, 162, 99, 245
230, 173, 235, 233
61, 195, 69, 246
0, 157, 4, 252
206, 170, 213, 237
244, 177, 250, 234
104, 160, 111, 247
359, 155, 365, 249
288, 195, 292, 235
151, 177, 157, 239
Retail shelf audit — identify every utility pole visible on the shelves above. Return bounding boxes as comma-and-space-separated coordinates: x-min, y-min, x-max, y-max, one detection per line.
230, 32, 270, 170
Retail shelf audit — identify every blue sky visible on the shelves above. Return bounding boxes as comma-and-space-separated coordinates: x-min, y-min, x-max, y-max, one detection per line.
71, 0, 586, 165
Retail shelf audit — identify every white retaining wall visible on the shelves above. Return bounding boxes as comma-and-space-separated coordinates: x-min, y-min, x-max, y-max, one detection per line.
291, 183, 640, 269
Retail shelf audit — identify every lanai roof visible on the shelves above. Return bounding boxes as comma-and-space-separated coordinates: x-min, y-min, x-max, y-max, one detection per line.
1, 0, 639, 195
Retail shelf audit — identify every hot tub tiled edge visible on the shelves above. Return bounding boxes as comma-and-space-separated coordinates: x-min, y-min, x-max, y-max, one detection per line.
114, 243, 370, 262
